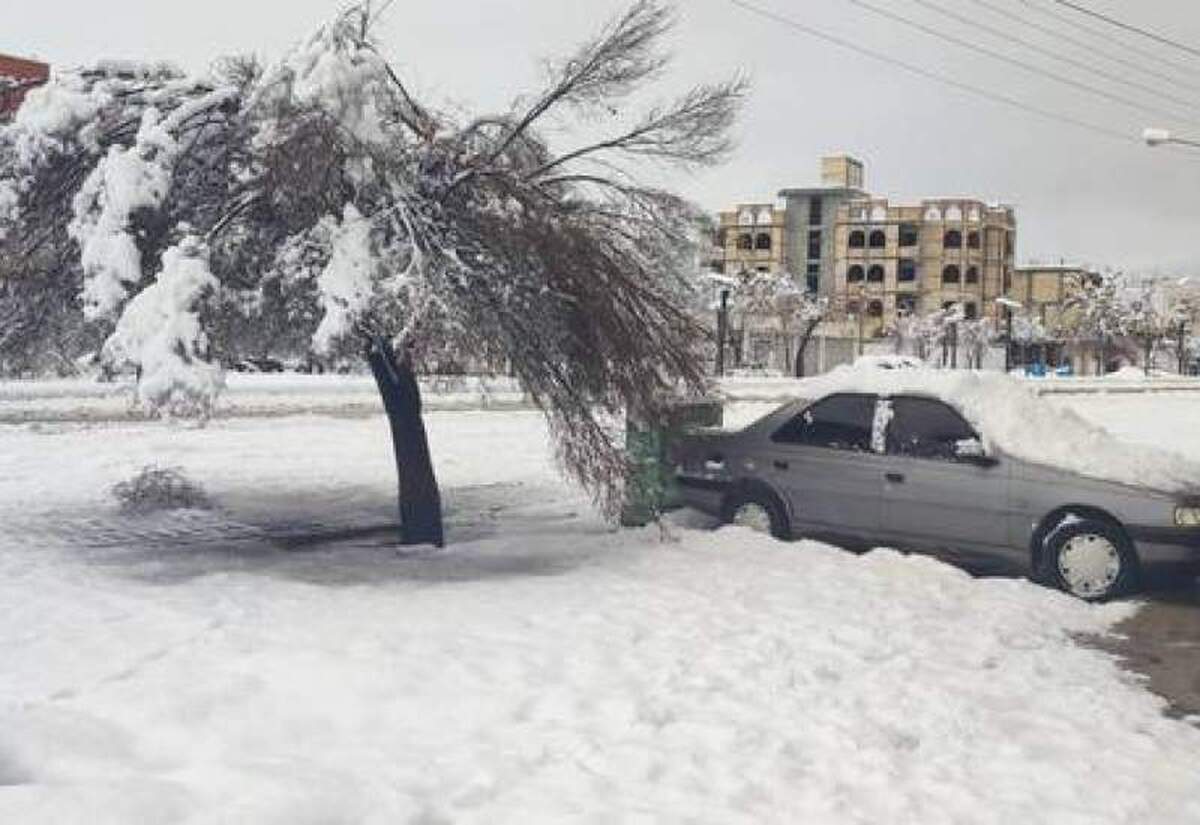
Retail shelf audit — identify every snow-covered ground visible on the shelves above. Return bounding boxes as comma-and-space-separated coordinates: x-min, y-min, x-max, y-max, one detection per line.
3, 386, 1200, 822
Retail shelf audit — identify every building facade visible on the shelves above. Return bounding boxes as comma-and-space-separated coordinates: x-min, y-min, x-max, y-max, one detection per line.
832, 197, 1016, 338
0, 54, 50, 119
1011, 264, 1100, 329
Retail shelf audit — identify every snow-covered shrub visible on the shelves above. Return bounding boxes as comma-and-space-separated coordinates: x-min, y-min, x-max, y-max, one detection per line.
112, 465, 211, 514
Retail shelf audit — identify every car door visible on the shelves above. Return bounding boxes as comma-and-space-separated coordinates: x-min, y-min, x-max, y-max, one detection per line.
764, 393, 885, 541
880, 395, 1012, 552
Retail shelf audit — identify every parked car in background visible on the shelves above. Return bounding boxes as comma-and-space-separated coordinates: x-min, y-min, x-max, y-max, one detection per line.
674, 369, 1200, 601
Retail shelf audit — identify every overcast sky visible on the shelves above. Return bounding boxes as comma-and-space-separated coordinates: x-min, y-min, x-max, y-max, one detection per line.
10, 0, 1200, 272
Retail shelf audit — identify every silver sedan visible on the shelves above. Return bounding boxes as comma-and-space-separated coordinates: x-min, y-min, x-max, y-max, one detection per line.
674, 391, 1200, 601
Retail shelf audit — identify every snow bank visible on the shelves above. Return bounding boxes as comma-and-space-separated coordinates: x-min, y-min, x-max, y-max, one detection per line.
0, 411, 1198, 822
794, 365, 1200, 494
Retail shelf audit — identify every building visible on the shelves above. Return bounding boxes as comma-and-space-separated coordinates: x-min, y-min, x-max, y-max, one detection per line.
711, 155, 1018, 369
1011, 263, 1100, 329
833, 196, 1016, 338
715, 203, 788, 276
0, 54, 49, 119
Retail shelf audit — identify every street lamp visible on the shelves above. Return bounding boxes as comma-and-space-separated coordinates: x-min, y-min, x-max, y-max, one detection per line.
1143, 127, 1200, 149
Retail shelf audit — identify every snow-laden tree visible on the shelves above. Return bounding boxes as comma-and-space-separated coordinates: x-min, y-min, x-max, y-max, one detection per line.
1, 1, 746, 545
716, 270, 825, 376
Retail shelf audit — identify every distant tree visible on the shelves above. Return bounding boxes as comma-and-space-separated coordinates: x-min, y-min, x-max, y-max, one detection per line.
0, 1, 746, 545
728, 270, 826, 376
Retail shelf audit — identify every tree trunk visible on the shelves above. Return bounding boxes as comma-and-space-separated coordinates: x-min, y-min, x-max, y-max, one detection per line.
792, 318, 821, 378
367, 336, 445, 547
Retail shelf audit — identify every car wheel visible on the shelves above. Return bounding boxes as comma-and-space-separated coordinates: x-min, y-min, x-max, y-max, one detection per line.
1039, 518, 1139, 602
722, 489, 790, 541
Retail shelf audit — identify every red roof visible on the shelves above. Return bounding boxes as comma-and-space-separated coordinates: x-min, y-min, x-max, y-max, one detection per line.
0, 53, 50, 117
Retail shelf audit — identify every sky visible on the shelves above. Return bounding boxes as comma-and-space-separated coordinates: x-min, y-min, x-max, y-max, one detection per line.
9, 0, 1200, 272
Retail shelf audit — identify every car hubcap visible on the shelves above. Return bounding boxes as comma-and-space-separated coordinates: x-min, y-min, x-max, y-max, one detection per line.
732, 503, 772, 534
1058, 534, 1121, 598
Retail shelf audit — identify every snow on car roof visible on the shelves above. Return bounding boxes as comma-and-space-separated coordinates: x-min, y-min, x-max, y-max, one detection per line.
793, 364, 1200, 494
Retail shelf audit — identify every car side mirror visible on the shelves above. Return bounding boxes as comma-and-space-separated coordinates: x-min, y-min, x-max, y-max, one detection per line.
954, 438, 999, 468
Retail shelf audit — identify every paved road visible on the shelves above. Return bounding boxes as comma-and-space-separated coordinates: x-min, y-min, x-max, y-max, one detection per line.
1101, 574, 1200, 723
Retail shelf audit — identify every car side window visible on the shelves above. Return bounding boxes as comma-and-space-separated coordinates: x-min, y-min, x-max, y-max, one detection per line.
886, 397, 979, 461
773, 394, 877, 452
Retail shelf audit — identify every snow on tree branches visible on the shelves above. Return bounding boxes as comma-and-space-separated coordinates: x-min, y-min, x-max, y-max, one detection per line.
0, 1, 746, 533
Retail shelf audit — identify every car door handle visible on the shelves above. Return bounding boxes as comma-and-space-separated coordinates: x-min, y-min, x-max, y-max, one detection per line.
773, 460, 789, 471
885, 472, 905, 484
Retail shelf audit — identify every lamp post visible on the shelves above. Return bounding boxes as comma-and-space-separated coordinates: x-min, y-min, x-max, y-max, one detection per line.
1143, 127, 1200, 149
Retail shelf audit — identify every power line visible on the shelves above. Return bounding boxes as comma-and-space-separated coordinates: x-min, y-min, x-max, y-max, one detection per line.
963, 0, 1200, 97
1018, 0, 1200, 82
841, 0, 1200, 128
1049, 0, 1200, 61
723, 0, 1138, 145
907, 0, 1200, 112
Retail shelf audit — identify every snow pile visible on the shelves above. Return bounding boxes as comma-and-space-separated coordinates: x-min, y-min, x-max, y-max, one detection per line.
796, 364, 1200, 493
1, 411, 1199, 822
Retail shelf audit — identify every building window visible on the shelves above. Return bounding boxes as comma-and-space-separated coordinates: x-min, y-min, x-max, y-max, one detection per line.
867, 264, 885, 283
899, 224, 919, 246
847, 300, 861, 315
1003, 268, 1012, 292
965, 266, 979, 285
942, 265, 961, 285
848, 230, 866, 249
738, 233, 753, 250
898, 259, 916, 282
897, 294, 918, 315
806, 263, 820, 294
868, 229, 886, 249
809, 196, 823, 226
964, 302, 978, 320
755, 232, 772, 251
868, 300, 884, 318
808, 230, 822, 260
944, 230, 962, 249
1004, 233, 1014, 256
967, 231, 980, 249
847, 265, 865, 284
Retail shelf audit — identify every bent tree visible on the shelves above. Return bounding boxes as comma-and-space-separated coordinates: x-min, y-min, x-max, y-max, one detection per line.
0, 1, 746, 545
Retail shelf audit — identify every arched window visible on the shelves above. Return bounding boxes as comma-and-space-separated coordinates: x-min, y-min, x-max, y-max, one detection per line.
965, 266, 979, 285
868, 300, 884, 318
868, 230, 887, 249
847, 265, 865, 283
899, 224, 919, 247
848, 230, 866, 249
924, 206, 942, 221
739, 209, 754, 226
967, 231, 981, 249
870, 205, 888, 222
867, 264, 885, 283
944, 230, 962, 249
945, 205, 963, 222
942, 265, 961, 285
756, 209, 773, 225
738, 233, 754, 250
755, 233, 772, 251
898, 259, 916, 282
964, 302, 978, 320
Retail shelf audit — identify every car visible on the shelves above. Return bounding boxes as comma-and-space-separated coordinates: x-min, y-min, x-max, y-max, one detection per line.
673, 370, 1200, 601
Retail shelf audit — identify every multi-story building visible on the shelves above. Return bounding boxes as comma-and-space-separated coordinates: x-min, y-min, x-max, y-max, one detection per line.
833, 196, 1017, 337
710, 155, 1019, 369
779, 155, 869, 296
715, 203, 788, 276
0, 54, 50, 119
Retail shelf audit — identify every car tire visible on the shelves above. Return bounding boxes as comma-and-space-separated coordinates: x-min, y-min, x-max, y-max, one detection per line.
1037, 518, 1139, 602
722, 488, 791, 541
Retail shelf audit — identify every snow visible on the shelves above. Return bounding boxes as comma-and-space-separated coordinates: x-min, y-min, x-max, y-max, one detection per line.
2, 388, 1200, 821
789, 364, 1200, 494
313, 205, 379, 353
102, 237, 223, 416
